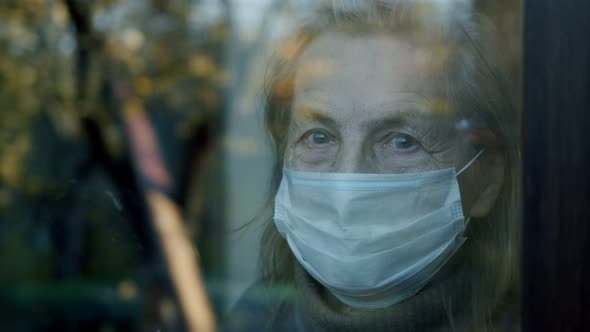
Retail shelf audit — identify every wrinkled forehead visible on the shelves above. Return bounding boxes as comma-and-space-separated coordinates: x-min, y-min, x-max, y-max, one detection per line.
293, 31, 454, 121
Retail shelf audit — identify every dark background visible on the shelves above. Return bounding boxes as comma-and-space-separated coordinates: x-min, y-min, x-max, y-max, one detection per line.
523, 0, 590, 331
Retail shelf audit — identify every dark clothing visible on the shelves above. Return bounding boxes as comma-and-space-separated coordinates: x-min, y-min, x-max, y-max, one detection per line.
223, 257, 520, 332
222, 261, 517, 331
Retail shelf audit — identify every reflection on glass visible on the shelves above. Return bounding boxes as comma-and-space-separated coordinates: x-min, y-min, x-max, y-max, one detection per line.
0, 0, 521, 331
225, 1, 521, 331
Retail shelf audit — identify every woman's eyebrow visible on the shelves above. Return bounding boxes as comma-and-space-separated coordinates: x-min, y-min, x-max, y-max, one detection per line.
365, 115, 407, 133
365, 111, 442, 133
293, 104, 451, 134
293, 107, 341, 130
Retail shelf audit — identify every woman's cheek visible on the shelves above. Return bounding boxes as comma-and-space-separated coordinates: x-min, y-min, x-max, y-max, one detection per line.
374, 145, 438, 173
289, 144, 338, 170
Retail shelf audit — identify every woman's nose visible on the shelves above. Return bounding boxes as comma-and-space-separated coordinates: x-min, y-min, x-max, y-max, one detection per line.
333, 141, 374, 173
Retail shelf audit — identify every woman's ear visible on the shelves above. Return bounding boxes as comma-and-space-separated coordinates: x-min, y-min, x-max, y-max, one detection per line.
468, 152, 505, 218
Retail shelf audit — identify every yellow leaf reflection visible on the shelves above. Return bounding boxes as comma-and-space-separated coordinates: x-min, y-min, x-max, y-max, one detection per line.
415, 45, 451, 75
189, 54, 216, 77
428, 97, 450, 114
117, 279, 137, 301
121, 28, 144, 51
135, 77, 153, 96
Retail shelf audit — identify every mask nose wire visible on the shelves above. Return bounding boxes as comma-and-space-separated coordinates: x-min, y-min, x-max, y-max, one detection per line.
456, 149, 486, 176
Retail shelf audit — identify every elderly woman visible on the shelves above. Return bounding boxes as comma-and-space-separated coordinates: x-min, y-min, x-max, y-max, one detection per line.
225, 1, 521, 331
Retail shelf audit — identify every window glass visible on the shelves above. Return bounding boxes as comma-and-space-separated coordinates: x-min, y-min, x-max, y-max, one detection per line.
0, 1, 522, 331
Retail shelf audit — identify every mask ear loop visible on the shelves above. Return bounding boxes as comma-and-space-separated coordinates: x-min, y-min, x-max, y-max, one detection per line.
464, 216, 472, 231
456, 149, 485, 176
456, 149, 485, 231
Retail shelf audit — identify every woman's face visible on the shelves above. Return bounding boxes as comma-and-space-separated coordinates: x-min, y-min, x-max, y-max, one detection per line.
286, 32, 463, 174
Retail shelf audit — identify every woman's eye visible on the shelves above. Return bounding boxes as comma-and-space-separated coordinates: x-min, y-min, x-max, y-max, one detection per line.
305, 130, 333, 145
387, 133, 419, 151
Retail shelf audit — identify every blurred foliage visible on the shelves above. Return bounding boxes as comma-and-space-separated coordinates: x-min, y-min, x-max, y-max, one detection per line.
0, 0, 229, 330
0, 0, 521, 330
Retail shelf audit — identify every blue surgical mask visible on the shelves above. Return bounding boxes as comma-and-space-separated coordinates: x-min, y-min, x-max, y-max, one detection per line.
273, 150, 484, 309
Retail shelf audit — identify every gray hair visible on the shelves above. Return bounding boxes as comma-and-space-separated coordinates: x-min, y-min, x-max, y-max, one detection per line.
260, 1, 521, 329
